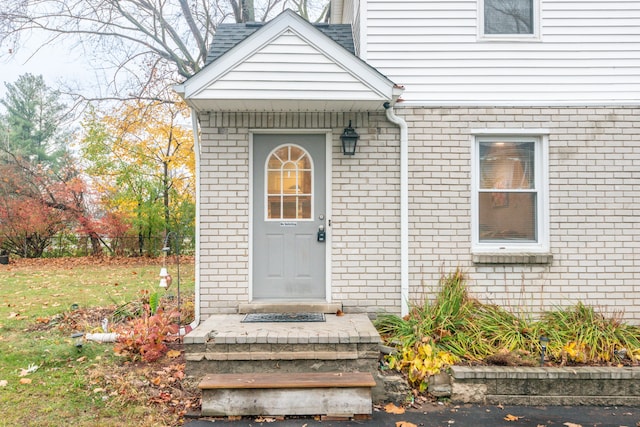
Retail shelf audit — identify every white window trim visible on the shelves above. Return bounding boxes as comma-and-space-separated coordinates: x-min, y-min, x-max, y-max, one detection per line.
470, 129, 549, 254
478, 0, 541, 42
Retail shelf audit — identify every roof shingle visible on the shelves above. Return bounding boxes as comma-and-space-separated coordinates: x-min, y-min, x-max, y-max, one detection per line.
205, 21, 354, 65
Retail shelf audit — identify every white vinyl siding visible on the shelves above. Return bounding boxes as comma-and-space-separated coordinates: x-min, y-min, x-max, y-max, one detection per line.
363, 0, 640, 105
201, 31, 378, 100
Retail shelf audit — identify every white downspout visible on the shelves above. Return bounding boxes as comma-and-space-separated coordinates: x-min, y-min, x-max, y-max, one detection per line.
189, 107, 201, 330
384, 102, 409, 317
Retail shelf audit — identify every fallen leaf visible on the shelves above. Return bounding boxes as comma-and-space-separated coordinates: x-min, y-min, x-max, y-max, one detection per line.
166, 350, 181, 359
150, 377, 162, 386
504, 414, 522, 421
396, 422, 418, 427
255, 416, 276, 423
76, 356, 86, 363
537, 425, 547, 427
385, 403, 405, 415
0, 380, 7, 387
19, 378, 32, 384
336, 309, 344, 316
7, 312, 18, 319
563, 423, 582, 427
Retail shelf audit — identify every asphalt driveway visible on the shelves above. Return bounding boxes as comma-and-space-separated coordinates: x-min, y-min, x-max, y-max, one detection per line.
185, 403, 640, 427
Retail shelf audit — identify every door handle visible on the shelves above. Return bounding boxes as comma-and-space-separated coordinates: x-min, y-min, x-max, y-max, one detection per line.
317, 225, 326, 242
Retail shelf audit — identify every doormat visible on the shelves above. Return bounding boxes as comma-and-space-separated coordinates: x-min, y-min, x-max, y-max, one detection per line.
242, 313, 326, 323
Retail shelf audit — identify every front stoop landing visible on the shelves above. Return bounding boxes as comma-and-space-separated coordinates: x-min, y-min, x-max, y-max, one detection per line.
185, 313, 383, 416
199, 372, 376, 417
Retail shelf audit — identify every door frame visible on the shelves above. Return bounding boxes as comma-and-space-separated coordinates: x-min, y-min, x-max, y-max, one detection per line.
248, 129, 333, 302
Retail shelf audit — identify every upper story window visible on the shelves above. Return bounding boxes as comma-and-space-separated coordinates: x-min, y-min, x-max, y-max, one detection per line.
471, 132, 549, 254
481, 0, 539, 39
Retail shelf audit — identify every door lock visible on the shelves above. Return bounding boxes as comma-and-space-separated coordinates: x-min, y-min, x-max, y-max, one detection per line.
317, 225, 326, 242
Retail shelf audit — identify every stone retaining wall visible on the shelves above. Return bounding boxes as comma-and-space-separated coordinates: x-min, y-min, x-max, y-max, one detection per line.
450, 366, 640, 405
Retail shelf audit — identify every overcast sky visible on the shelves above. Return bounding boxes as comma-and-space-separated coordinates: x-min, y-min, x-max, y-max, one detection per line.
0, 32, 103, 107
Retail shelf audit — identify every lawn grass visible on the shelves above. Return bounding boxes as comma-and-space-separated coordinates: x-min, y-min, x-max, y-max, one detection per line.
0, 257, 195, 427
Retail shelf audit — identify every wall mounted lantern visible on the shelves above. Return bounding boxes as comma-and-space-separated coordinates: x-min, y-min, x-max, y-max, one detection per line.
340, 120, 359, 155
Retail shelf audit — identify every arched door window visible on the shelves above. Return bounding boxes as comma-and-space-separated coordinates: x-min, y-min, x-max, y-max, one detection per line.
266, 144, 313, 220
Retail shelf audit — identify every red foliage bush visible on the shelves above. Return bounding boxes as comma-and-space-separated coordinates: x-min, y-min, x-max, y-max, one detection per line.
115, 307, 180, 362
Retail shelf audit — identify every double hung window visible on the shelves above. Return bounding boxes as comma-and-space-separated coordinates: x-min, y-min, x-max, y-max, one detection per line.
472, 133, 548, 253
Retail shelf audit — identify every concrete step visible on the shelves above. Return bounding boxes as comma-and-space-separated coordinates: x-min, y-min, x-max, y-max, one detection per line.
199, 372, 376, 417
185, 314, 386, 402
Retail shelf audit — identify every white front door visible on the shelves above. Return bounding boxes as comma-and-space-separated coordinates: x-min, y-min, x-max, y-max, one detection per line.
252, 134, 327, 300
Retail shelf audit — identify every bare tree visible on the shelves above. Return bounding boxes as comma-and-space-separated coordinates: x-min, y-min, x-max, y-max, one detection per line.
0, 0, 326, 101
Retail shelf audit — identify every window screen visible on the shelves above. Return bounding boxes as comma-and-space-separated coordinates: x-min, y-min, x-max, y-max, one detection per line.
484, 0, 533, 35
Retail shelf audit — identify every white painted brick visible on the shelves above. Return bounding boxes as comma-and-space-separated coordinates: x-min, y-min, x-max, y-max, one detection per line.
196, 108, 640, 324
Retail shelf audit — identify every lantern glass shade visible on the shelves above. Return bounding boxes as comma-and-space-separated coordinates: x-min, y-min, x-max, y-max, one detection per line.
159, 267, 169, 288
340, 121, 359, 155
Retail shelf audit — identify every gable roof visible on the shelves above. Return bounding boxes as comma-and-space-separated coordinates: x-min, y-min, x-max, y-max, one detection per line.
176, 9, 402, 113
206, 22, 356, 64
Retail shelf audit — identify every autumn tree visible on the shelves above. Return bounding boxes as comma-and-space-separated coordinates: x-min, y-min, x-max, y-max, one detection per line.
0, 162, 78, 257
0, 74, 93, 257
81, 98, 195, 255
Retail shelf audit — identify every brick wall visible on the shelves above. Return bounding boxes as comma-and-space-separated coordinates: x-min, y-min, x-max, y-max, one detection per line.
198, 112, 401, 317
198, 106, 640, 323
402, 106, 640, 323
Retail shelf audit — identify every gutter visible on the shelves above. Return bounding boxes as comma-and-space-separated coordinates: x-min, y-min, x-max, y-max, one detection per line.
190, 107, 202, 329
383, 102, 409, 317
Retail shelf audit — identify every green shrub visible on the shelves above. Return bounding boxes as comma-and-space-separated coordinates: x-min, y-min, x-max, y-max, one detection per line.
376, 270, 640, 394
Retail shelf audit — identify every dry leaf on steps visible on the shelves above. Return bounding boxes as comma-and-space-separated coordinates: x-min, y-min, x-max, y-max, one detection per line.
396, 421, 418, 427
563, 423, 582, 427
385, 403, 405, 414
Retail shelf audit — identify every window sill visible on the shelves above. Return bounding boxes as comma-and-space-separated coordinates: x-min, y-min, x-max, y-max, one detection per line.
472, 253, 553, 265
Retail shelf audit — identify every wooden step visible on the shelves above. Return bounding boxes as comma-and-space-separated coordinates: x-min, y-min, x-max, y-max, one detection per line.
199, 372, 375, 417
